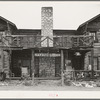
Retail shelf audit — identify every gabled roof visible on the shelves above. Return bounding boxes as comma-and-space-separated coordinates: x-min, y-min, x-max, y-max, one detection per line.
79, 14, 100, 28
0, 16, 17, 27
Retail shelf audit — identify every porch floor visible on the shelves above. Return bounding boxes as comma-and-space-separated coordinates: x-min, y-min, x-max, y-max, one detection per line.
10, 77, 61, 80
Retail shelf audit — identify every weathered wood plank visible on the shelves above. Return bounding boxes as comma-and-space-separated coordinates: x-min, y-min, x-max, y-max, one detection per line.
91, 48, 94, 79
31, 49, 35, 83
61, 50, 64, 86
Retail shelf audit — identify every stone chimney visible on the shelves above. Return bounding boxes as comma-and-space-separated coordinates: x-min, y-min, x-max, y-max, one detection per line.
41, 7, 53, 47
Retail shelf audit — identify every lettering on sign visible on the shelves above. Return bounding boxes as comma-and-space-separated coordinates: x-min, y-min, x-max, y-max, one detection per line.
35, 53, 60, 57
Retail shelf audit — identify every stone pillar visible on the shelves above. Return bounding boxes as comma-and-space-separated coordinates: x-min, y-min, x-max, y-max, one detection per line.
3, 50, 10, 78
0, 48, 4, 71
84, 52, 90, 70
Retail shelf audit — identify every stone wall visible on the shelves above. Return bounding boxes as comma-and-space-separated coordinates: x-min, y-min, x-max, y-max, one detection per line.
3, 51, 10, 77
39, 57, 55, 77
0, 49, 3, 71
84, 52, 90, 70
0, 49, 10, 77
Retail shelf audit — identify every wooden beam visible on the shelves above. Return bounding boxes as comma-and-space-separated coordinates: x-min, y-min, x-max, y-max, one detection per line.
31, 49, 35, 83
91, 48, 94, 79
47, 37, 49, 47
6, 34, 91, 38
61, 50, 64, 86
1, 48, 4, 71
34, 37, 47, 47
9, 50, 12, 78
65, 50, 68, 70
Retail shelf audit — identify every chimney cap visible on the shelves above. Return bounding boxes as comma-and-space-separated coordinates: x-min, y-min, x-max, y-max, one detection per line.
42, 7, 53, 9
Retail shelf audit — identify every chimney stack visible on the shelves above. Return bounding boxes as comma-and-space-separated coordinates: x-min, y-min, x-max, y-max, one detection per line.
41, 7, 53, 47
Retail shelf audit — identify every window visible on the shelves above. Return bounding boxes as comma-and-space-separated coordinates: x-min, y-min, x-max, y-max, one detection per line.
88, 31, 98, 42
89, 56, 99, 70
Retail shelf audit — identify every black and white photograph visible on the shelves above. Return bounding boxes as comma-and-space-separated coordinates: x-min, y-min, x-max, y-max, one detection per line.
0, 1, 100, 98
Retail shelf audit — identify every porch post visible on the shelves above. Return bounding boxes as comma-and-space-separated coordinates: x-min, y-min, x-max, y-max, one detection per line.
31, 49, 35, 83
61, 49, 64, 86
9, 50, 12, 78
1, 48, 4, 71
91, 48, 94, 79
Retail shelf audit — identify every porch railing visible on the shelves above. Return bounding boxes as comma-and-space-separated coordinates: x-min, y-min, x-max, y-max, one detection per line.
64, 70, 100, 81
0, 35, 94, 49
53, 35, 94, 48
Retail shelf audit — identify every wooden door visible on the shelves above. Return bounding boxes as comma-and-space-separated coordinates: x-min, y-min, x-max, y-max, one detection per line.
89, 56, 99, 70
34, 57, 39, 77
94, 57, 98, 70
55, 57, 61, 77
12, 58, 21, 77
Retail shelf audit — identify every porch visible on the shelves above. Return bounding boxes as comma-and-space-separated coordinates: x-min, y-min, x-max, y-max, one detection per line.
0, 34, 94, 81
9, 48, 91, 80
64, 70, 100, 81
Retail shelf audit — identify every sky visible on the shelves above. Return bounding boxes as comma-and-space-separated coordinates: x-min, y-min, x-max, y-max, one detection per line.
0, 1, 100, 30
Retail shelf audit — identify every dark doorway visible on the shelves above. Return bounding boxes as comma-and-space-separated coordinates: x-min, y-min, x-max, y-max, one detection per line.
71, 51, 85, 70
34, 57, 39, 77
55, 57, 61, 77
11, 50, 31, 77
11, 58, 21, 77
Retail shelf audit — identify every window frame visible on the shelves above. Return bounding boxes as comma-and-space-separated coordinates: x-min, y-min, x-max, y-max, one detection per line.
89, 56, 99, 70
88, 31, 98, 43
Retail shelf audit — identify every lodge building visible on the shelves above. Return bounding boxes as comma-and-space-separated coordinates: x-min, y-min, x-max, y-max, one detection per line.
0, 7, 99, 79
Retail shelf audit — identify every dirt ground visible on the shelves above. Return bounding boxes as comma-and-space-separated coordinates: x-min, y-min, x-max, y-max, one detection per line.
0, 80, 99, 91
0, 84, 100, 91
